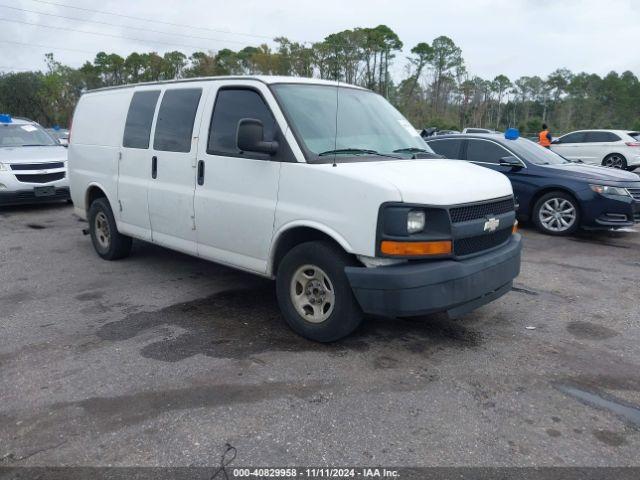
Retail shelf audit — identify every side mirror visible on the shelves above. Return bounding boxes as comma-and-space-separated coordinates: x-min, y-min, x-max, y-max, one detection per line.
551, 138, 559, 144
236, 118, 278, 155
499, 156, 523, 169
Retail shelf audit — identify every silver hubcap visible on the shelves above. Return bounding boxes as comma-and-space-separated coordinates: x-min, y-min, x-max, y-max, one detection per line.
290, 264, 335, 323
539, 198, 576, 232
94, 212, 111, 249
604, 156, 624, 168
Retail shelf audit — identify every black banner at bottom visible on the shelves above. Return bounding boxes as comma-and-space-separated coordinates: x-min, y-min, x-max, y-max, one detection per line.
1, 467, 640, 480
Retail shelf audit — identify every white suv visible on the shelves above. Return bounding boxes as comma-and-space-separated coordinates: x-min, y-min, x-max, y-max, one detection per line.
69, 76, 522, 342
0, 115, 69, 206
550, 129, 640, 170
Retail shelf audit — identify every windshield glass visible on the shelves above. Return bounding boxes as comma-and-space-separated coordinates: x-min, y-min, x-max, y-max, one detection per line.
0, 124, 58, 147
271, 84, 434, 161
514, 138, 569, 165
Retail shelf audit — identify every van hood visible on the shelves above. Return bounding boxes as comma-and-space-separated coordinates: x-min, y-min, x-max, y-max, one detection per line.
324, 159, 513, 204
0, 146, 67, 164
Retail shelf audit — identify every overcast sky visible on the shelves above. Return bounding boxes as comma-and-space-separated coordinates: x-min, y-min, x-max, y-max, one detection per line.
1, 0, 639, 81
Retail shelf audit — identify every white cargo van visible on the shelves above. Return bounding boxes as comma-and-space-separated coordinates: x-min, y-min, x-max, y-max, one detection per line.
69, 76, 522, 342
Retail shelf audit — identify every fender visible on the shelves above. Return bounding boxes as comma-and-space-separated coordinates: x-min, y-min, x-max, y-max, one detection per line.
268, 220, 355, 277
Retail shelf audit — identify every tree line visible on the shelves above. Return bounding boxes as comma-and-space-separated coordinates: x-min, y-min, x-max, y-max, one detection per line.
1, 24, 639, 135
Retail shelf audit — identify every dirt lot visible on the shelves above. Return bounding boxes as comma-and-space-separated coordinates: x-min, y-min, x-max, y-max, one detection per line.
1, 203, 639, 467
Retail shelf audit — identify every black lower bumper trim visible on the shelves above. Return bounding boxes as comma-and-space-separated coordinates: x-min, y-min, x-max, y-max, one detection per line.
345, 234, 522, 318
0, 187, 70, 206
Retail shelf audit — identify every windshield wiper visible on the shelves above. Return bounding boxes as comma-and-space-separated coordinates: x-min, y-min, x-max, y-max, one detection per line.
318, 148, 400, 159
21, 144, 50, 147
393, 147, 443, 159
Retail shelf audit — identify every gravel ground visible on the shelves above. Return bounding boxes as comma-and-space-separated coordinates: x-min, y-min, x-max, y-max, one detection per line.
0, 203, 639, 467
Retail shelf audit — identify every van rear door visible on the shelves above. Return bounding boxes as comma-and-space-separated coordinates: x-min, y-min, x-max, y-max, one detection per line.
118, 89, 160, 240
147, 87, 204, 254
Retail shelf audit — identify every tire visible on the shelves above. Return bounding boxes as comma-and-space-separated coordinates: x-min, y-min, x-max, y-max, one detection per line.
532, 191, 580, 236
602, 153, 627, 169
276, 241, 363, 342
87, 197, 132, 260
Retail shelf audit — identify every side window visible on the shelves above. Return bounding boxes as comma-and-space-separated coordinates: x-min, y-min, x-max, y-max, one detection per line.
466, 140, 511, 164
427, 139, 462, 159
123, 90, 160, 149
585, 131, 620, 143
153, 88, 202, 153
558, 132, 586, 144
208, 88, 276, 157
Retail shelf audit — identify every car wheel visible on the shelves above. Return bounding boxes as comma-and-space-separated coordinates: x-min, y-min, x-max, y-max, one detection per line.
533, 191, 580, 236
276, 241, 363, 342
87, 197, 132, 260
602, 154, 627, 169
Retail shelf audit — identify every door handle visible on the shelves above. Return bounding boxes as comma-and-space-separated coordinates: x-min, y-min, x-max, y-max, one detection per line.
151, 156, 157, 179
197, 160, 205, 185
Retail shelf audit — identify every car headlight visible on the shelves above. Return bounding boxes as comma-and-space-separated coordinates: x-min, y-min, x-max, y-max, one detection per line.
407, 210, 426, 234
590, 184, 630, 196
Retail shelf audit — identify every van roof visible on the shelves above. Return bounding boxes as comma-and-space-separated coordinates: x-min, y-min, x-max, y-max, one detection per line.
88, 75, 367, 93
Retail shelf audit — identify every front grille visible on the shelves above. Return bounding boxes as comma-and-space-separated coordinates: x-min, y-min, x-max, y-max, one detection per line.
10, 162, 64, 171
15, 172, 65, 184
449, 197, 514, 223
454, 228, 512, 256
628, 188, 640, 201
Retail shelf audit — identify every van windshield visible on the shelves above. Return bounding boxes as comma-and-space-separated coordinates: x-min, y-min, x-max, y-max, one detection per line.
271, 84, 434, 162
0, 124, 58, 147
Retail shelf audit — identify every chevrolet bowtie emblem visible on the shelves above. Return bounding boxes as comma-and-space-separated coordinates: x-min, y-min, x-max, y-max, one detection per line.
484, 217, 500, 232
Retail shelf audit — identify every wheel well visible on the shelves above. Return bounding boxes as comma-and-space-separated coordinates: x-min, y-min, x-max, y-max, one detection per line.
271, 227, 347, 275
85, 186, 107, 211
530, 187, 580, 216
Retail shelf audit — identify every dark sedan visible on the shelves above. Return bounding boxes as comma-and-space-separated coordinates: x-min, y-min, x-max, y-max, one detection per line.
425, 133, 640, 235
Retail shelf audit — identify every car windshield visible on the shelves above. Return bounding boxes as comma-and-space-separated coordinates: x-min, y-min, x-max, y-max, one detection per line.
0, 124, 58, 147
512, 138, 570, 165
271, 84, 434, 162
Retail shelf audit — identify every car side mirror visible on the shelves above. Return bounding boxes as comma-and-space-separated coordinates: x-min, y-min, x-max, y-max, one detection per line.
551, 139, 559, 144
499, 156, 523, 169
236, 118, 278, 155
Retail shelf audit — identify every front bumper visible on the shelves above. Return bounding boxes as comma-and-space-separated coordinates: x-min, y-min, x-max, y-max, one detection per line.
0, 187, 70, 206
577, 189, 640, 228
345, 233, 522, 318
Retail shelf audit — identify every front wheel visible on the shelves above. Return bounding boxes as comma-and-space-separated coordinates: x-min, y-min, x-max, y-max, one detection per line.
87, 197, 132, 260
276, 241, 363, 342
533, 191, 580, 236
602, 154, 627, 169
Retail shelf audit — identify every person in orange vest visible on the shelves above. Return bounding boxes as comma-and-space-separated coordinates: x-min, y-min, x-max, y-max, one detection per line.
538, 124, 552, 148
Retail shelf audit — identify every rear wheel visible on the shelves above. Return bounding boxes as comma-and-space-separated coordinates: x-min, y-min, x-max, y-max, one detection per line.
533, 191, 580, 236
602, 153, 627, 169
276, 241, 363, 342
87, 197, 132, 260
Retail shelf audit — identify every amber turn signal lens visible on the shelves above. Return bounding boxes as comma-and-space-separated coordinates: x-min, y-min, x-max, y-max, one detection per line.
512, 220, 519, 234
380, 240, 452, 256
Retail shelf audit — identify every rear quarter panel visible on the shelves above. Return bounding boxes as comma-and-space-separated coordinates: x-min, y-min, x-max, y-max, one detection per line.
68, 89, 132, 214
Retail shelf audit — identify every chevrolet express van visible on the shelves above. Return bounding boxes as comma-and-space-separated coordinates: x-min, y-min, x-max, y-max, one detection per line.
69, 76, 522, 342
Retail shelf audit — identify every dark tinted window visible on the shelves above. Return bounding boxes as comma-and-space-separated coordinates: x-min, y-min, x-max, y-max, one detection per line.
153, 89, 202, 153
557, 132, 586, 144
123, 90, 160, 149
208, 88, 276, 156
585, 131, 621, 143
427, 139, 463, 158
466, 139, 511, 164
628, 132, 640, 141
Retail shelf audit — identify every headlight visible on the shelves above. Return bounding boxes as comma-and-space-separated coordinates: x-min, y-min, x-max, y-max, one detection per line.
407, 210, 426, 234
590, 184, 630, 196
0, 163, 7, 171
